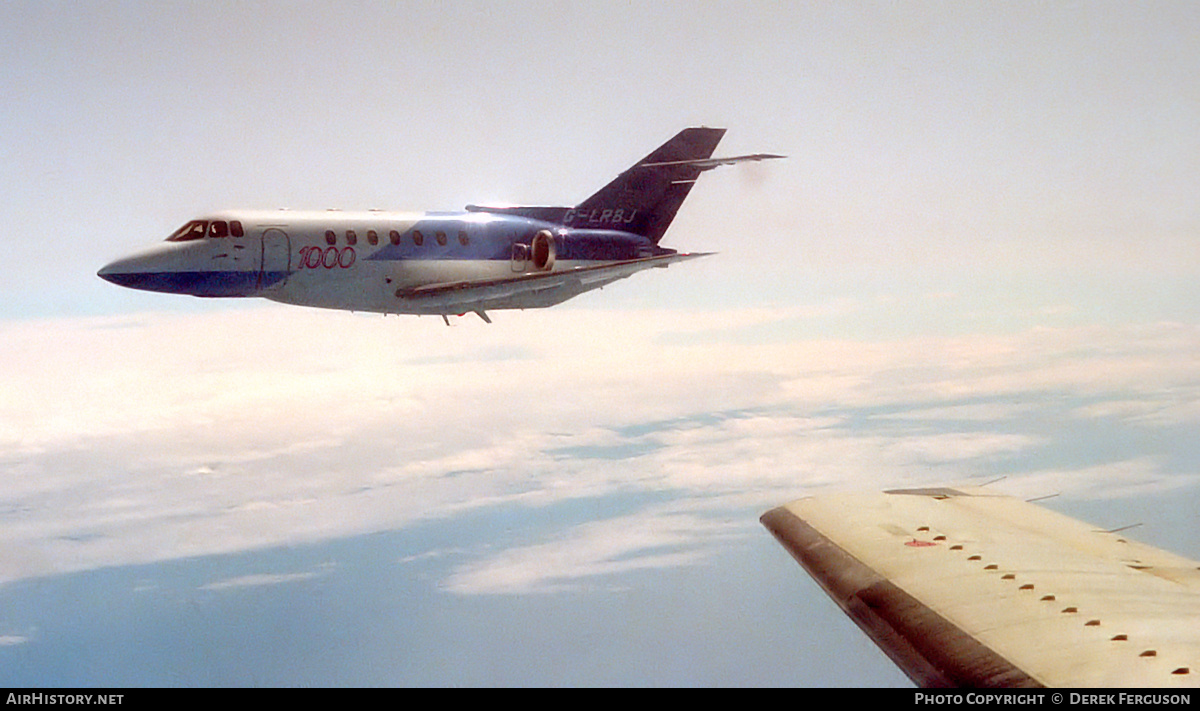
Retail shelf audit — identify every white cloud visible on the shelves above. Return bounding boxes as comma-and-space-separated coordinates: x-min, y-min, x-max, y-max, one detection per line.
0, 634, 29, 646
200, 566, 333, 591
442, 507, 736, 595
1072, 389, 1200, 427
1, 307, 1198, 587
998, 458, 1200, 502
871, 402, 1039, 422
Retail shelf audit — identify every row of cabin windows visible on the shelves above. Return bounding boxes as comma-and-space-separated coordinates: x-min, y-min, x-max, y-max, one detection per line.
167, 220, 245, 242
166, 221, 471, 247
324, 229, 470, 248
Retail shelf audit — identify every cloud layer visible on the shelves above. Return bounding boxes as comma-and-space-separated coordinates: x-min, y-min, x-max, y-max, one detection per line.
2, 304, 1199, 593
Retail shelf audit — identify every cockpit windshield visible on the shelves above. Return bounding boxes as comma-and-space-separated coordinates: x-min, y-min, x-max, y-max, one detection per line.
166, 219, 244, 242
167, 220, 207, 242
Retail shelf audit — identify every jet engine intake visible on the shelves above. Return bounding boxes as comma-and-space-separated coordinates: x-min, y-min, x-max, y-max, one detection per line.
531, 229, 556, 271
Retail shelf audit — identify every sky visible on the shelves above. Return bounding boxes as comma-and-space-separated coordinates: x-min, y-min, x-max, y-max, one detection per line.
1, 0, 1199, 687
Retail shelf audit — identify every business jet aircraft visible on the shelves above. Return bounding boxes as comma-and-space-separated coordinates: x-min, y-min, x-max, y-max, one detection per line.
98, 127, 781, 323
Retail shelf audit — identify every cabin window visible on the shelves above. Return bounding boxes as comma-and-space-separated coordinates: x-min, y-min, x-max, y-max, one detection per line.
413, 230, 424, 246
208, 221, 228, 238
230, 220, 244, 237
367, 230, 378, 246
167, 220, 208, 242
435, 231, 447, 246
325, 230, 336, 245
458, 230, 469, 246
390, 230, 401, 246
346, 230, 358, 246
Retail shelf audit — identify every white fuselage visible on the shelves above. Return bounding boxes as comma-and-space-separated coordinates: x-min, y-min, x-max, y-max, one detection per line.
98, 128, 776, 319
98, 209, 669, 316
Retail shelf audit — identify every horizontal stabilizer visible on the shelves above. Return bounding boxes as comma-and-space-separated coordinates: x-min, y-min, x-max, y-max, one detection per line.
639, 153, 786, 171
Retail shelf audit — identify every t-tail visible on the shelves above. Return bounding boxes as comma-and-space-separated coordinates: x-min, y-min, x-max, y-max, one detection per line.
467, 127, 783, 244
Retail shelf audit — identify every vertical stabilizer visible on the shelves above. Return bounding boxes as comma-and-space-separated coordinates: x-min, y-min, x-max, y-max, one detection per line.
566, 127, 726, 243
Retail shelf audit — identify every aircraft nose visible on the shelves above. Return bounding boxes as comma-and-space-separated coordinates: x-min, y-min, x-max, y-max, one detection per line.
96, 243, 195, 293
98, 241, 262, 297
97, 257, 129, 285
97, 253, 156, 290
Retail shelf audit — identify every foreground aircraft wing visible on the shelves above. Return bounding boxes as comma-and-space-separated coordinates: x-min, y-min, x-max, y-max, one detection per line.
761, 487, 1200, 688
394, 252, 709, 311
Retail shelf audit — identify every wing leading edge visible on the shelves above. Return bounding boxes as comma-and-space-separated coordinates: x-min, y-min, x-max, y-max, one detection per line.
761, 487, 1200, 688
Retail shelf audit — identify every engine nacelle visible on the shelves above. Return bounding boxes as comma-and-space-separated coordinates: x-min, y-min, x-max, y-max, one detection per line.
531, 229, 556, 271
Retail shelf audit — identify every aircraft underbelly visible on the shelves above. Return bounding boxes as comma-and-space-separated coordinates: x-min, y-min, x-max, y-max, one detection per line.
264, 259, 612, 314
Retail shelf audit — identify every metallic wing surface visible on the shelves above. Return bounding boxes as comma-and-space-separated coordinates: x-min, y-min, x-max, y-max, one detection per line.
761, 487, 1200, 688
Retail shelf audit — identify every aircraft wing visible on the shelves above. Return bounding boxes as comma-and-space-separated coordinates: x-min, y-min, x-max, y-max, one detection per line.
761, 487, 1200, 688
394, 252, 709, 312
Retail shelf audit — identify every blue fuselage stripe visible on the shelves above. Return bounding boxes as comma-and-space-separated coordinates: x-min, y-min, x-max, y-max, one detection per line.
100, 270, 290, 297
